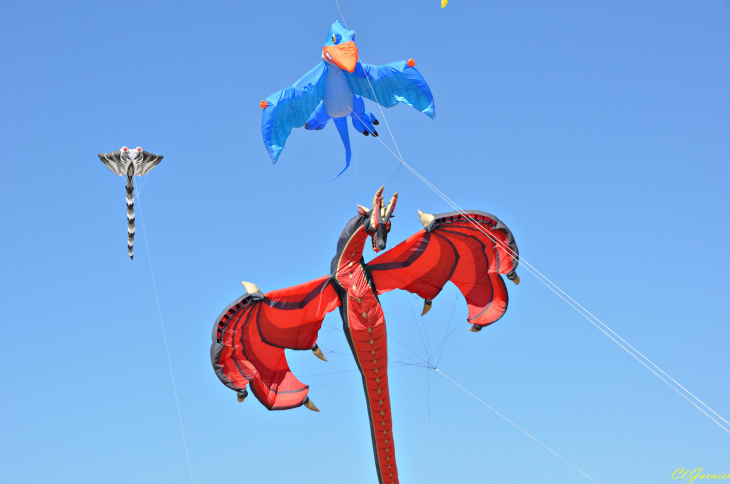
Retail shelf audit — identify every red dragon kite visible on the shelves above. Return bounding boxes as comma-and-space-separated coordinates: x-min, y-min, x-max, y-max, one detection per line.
210, 186, 520, 484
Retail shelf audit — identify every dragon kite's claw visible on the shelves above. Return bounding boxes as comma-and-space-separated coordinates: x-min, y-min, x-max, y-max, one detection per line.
363, 130, 369, 136
237, 389, 248, 402
512, 275, 521, 285
469, 324, 482, 333
312, 344, 328, 362
372, 119, 379, 125
303, 397, 320, 412
421, 299, 432, 316
372, 130, 378, 138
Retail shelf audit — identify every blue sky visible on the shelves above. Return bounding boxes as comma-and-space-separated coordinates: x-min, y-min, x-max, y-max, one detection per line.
1, 1, 729, 483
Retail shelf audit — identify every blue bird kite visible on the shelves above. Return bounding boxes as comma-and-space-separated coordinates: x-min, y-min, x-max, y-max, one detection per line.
260, 21, 436, 178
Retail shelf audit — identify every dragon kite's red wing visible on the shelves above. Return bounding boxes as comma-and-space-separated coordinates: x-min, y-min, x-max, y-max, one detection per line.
258, 276, 341, 350
211, 275, 340, 410
369, 211, 519, 328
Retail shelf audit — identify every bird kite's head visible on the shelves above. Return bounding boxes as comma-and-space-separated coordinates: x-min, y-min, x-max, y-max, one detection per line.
323, 20, 358, 73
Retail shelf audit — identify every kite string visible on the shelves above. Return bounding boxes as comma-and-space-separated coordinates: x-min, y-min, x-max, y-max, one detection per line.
427, 370, 434, 484
435, 295, 459, 368
345, 66, 730, 428
348, 106, 730, 435
404, 292, 433, 365
336, 0, 408, 166
335, 0, 730, 464
399, 158, 728, 429
386, 154, 730, 426
436, 369, 601, 483
335, 0, 348, 29
135, 181, 195, 483
336, 0, 728, 437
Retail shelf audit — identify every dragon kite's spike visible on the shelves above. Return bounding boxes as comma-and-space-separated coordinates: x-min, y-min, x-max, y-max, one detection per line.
421, 299, 432, 316
303, 397, 320, 412
241, 281, 260, 294
418, 210, 435, 228
312, 344, 328, 362
126, 167, 135, 260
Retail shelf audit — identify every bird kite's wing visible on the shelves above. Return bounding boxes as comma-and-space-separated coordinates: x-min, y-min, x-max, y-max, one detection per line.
211, 275, 340, 410
368, 211, 518, 328
261, 62, 327, 163
345, 61, 435, 118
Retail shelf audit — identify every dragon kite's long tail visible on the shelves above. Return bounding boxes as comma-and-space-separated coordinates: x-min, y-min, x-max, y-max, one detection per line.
125, 169, 135, 260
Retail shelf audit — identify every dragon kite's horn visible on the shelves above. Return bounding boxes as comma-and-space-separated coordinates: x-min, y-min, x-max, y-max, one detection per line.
372, 186, 384, 214
370, 186, 385, 228
384, 192, 398, 220
126, 170, 135, 260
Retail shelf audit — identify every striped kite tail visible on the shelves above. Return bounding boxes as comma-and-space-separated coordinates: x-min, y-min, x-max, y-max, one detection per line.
126, 173, 135, 260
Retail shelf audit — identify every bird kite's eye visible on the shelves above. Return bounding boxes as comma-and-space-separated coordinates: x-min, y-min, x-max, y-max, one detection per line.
332, 34, 337, 44
136, 147, 142, 152
122, 146, 128, 151
332, 33, 341, 44
352, 32, 356, 40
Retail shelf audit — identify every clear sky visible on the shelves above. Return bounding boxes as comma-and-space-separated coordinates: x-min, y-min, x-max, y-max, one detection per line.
1, 1, 729, 483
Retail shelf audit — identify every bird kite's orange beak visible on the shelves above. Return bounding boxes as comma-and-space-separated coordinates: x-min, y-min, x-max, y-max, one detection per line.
323, 41, 358, 73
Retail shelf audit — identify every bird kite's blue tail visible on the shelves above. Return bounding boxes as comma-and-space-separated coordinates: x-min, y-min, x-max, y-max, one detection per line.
333, 117, 351, 179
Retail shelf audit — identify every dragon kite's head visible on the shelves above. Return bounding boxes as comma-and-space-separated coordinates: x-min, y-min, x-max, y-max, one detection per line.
359, 186, 397, 253
322, 20, 358, 73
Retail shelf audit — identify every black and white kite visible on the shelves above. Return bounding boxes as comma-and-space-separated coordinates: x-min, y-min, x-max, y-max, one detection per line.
98, 146, 163, 259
